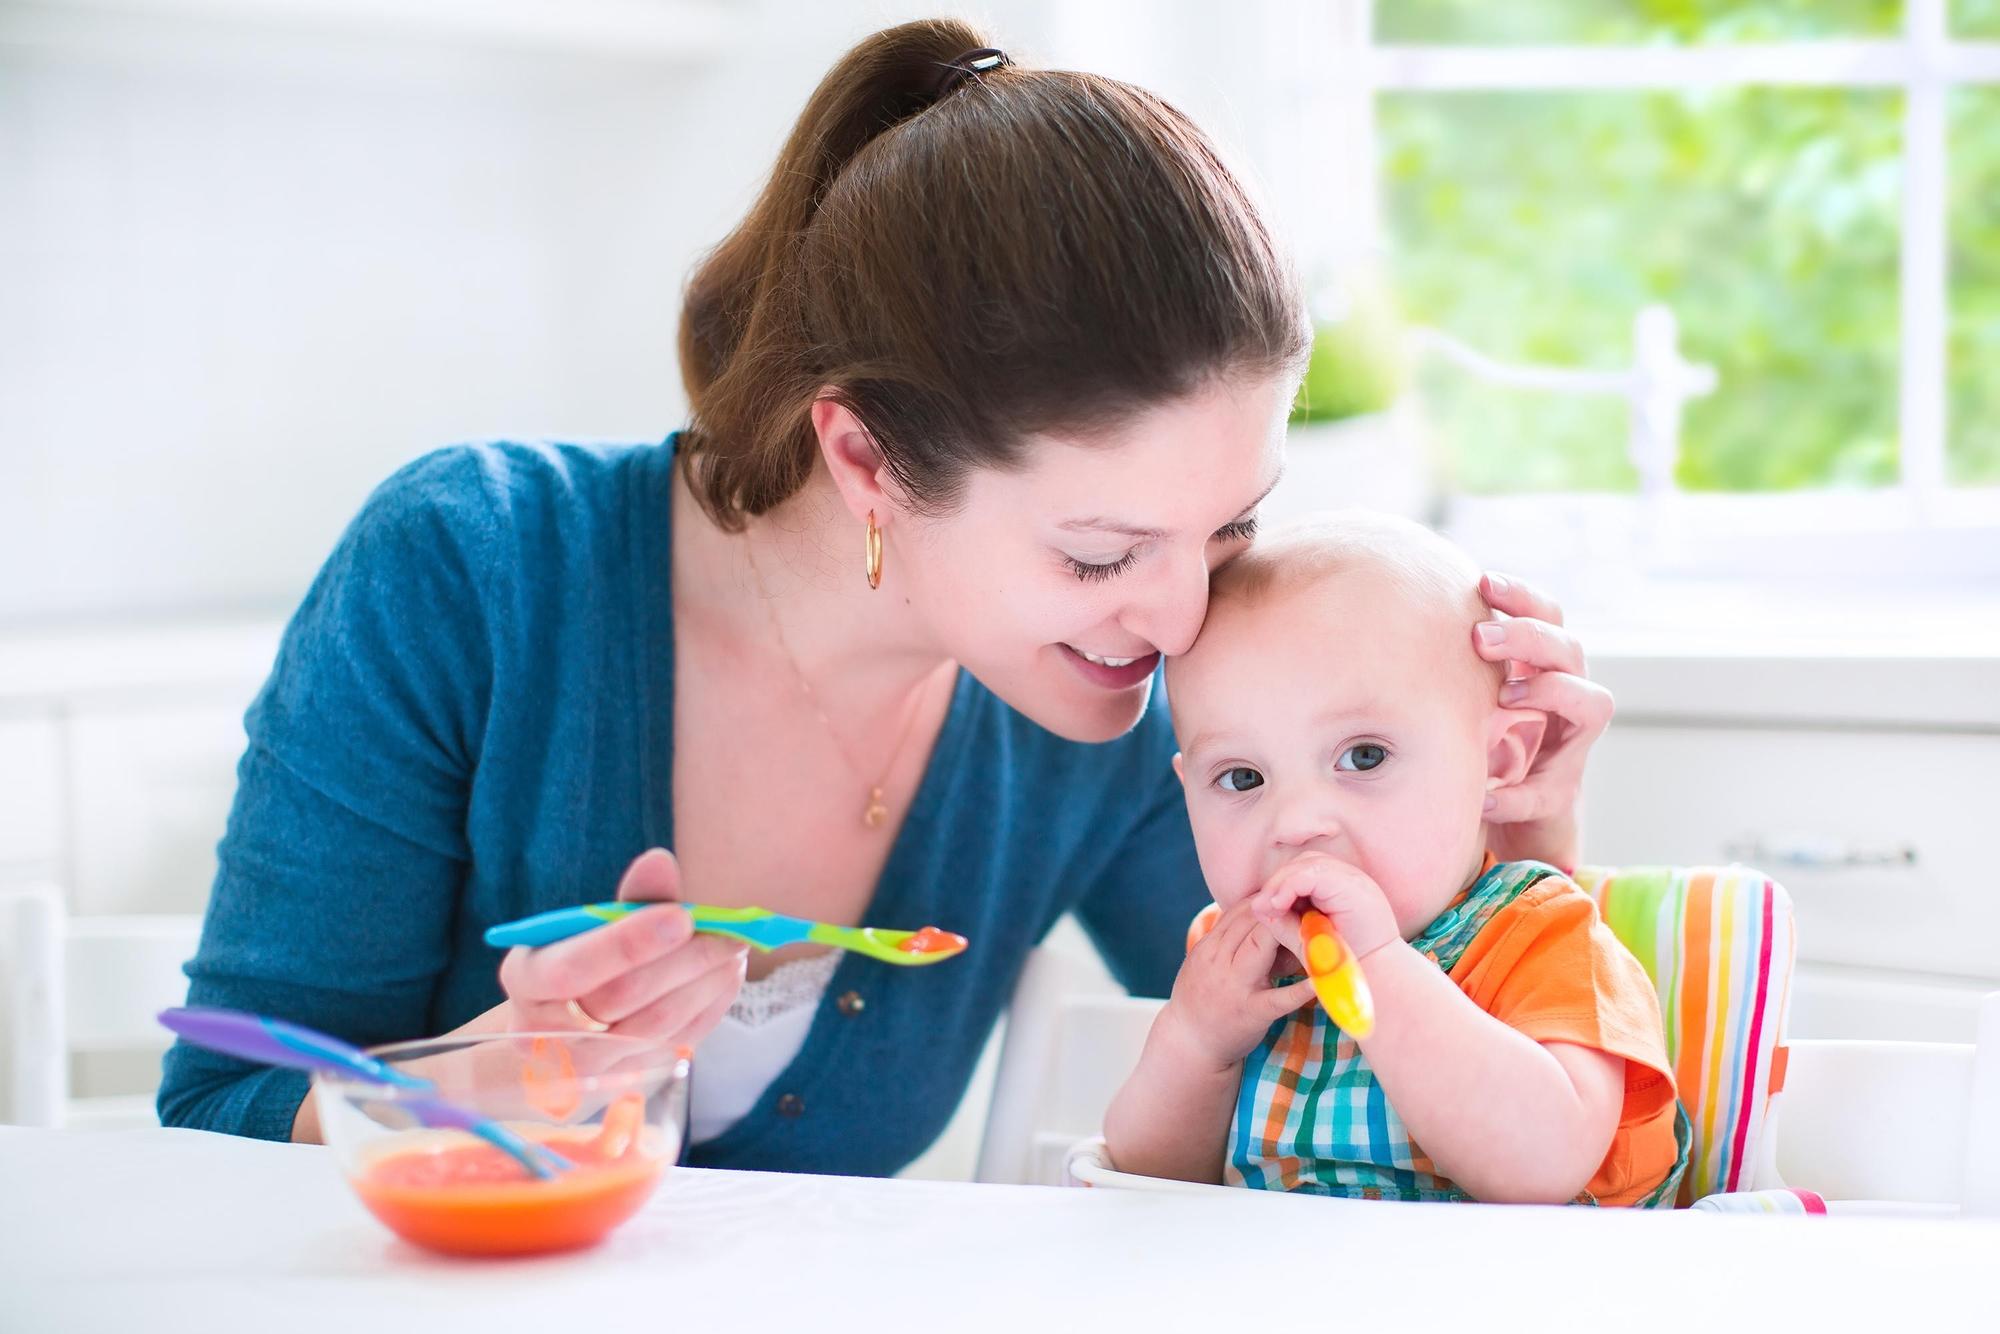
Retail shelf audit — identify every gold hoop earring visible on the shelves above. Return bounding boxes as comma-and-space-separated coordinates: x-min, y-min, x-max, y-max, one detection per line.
864, 510, 884, 590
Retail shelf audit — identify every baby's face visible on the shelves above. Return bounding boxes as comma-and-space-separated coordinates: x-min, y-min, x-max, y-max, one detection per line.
1169, 569, 1509, 939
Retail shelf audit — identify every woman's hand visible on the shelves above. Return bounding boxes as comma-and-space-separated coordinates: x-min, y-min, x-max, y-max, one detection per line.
497, 848, 748, 1044
1473, 572, 1615, 871
294, 850, 740, 1144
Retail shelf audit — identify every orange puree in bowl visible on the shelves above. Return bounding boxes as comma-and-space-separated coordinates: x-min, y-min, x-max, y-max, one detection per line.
350, 1126, 667, 1256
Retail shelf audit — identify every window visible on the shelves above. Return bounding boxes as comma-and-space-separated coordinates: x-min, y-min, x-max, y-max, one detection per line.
1304, 1, 2000, 591
1382, 84, 1900, 495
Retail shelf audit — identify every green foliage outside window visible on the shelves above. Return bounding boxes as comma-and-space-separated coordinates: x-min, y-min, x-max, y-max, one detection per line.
1370, 1, 1998, 492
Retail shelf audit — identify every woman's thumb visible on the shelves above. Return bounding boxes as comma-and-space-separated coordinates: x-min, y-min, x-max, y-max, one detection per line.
616, 847, 682, 903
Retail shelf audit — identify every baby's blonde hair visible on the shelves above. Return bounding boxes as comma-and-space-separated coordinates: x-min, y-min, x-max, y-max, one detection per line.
1206, 510, 1503, 688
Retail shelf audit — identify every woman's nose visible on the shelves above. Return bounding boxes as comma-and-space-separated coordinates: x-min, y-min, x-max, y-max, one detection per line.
1124, 550, 1211, 658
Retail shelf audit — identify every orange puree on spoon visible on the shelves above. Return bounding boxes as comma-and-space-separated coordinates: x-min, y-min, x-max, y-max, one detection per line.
898, 925, 967, 955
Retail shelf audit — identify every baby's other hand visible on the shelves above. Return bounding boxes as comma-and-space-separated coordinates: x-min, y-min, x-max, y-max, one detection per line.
1254, 853, 1401, 963
1160, 898, 1315, 1072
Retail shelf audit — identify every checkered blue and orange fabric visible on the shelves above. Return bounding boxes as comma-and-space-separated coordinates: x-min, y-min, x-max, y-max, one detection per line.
1225, 858, 1690, 1207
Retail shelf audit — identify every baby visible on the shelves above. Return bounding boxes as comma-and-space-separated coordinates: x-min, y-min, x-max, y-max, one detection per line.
1104, 513, 1688, 1206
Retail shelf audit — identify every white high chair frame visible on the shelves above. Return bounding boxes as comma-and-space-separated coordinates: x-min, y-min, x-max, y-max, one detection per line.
4, 884, 200, 1129
975, 945, 2000, 1217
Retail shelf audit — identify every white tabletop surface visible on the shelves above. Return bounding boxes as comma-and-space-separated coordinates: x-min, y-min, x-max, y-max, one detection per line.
2, 1127, 1991, 1332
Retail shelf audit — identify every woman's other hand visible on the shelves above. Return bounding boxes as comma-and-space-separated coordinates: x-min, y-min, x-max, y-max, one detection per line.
1473, 572, 1614, 871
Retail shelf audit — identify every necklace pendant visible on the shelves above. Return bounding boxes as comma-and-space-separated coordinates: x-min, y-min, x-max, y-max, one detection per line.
864, 788, 888, 829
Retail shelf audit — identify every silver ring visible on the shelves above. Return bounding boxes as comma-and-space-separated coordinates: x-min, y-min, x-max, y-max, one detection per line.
564, 997, 611, 1033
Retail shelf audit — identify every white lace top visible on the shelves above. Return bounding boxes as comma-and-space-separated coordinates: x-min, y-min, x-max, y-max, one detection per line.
686, 950, 843, 1146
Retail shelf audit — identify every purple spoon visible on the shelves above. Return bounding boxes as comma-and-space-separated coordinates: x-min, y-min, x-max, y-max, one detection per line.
159, 1006, 570, 1180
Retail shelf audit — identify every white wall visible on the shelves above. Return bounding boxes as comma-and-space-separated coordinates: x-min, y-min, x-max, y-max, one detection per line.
1, 9, 732, 622
0, 0, 1296, 627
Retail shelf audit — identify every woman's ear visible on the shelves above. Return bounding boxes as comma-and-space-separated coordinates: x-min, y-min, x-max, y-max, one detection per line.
1486, 707, 1547, 793
1172, 752, 1186, 783
812, 396, 892, 525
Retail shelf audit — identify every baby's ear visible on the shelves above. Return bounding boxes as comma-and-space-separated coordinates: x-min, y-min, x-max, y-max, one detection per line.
1486, 707, 1547, 791
1172, 751, 1185, 782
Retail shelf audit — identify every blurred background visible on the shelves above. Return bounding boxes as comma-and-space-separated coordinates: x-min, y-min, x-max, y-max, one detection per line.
2, 1, 1996, 1163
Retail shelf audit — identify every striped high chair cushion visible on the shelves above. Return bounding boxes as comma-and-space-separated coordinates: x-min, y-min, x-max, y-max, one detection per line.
1573, 866, 1796, 1206
1689, 1187, 1826, 1215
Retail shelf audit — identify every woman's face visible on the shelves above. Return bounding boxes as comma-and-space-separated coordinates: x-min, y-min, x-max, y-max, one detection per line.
897, 375, 1293, 743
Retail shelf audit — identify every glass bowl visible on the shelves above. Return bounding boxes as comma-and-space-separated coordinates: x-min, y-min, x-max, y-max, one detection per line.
313, 1031, 689, 1256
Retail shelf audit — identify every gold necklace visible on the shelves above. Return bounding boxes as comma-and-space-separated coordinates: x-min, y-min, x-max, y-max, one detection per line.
743, 533, 933, 829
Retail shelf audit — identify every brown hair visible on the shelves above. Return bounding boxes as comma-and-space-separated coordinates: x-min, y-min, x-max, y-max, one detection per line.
677, 18, 1309, 529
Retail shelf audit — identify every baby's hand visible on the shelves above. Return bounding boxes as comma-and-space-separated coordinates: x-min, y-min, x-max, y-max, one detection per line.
1253, 853, 1401, 964
1159, 898, 1316, 1071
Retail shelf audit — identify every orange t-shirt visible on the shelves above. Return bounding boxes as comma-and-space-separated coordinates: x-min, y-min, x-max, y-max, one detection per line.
1442, 867, 1682, 1206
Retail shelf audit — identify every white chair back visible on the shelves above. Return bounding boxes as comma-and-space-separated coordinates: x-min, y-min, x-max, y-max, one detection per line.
975, 945, 1141, 1185
6, 885, 200, 1128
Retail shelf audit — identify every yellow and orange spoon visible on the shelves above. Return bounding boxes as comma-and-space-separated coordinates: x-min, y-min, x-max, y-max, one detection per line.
1187, 903, 1375, 1038
1298, 909, 1374, 1038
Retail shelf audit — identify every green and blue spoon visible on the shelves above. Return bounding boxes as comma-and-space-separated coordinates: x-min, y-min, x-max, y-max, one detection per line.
484, 903, 968, 966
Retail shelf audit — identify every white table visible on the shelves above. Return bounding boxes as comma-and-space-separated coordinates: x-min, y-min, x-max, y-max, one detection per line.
2, 1128, 1991, 1332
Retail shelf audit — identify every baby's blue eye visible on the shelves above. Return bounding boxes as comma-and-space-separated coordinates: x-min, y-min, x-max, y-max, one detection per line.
1216, 766, 1264, 793
1336, 743, 1389, 773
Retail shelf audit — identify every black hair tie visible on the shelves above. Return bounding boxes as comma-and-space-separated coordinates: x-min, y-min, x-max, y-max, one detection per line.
931, 47, 1010, 100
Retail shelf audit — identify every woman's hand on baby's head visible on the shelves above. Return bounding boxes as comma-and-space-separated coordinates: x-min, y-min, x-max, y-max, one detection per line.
1474, 572, 1612, 868
1255, 853, 1400, 963
496, 848, 749, 1050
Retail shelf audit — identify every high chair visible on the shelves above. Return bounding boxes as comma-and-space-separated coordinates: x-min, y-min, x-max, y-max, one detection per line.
979, 865, 2000, 1217
1578, 864, 1794, 1204
4, 884, 202, 1128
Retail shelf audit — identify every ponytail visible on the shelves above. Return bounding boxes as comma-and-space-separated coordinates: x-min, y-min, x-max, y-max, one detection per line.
678, 19, 1307, 529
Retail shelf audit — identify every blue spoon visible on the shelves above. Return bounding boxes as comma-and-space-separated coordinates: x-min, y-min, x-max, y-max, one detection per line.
159, 1006, 570, 1180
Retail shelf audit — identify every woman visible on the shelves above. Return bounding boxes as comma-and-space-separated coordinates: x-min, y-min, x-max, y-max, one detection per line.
159, 20, 1609, 1175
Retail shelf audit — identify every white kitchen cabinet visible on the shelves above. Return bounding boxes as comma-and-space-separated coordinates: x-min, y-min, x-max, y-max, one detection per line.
1585, 725, 1995, 978
1586, 650, 2000, 1041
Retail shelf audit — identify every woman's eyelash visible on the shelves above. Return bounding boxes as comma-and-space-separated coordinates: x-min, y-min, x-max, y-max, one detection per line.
1065, 516, 1255, 582
1065, 552, 1138, 582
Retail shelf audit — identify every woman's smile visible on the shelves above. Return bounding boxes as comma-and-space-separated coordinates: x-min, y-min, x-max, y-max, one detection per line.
1058, 643, 1161, 689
